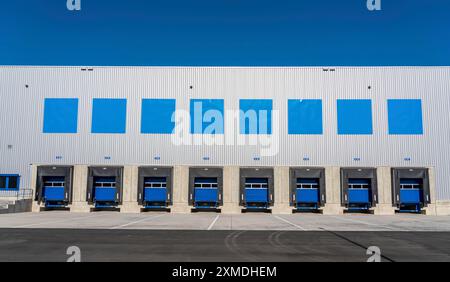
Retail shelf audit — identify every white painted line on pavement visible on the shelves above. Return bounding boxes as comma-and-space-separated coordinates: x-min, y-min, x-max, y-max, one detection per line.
330, 215, 400, 231
274, 215, 307, 231
110, 214, 167, 229
15, 213, 108, 228
207, 215, 220, 230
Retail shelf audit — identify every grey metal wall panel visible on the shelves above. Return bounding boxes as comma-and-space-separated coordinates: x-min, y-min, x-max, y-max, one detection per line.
1, 66, 450, 200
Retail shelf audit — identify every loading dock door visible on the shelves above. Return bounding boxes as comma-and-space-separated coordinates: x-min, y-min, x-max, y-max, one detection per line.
188, 167, 223, 207
36, 166, 73, 205
143, 177, 168, 208
87, 166, 123, 205
138, 167, 172, 207
399, 179, 423, 212
244, 178, 269, 209
392, 168, 430, 211
42, 176, 66, 207
289, 168, 326, 208
193, 177, 219, 208
93, 177, 118, 207
240, 168, 274, 208
346, 179, 371, 210
295, 178, 320, 210
341, 168, 377, 210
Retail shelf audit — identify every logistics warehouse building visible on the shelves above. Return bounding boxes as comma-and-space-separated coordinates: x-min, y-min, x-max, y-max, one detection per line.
1, 66, 450, 215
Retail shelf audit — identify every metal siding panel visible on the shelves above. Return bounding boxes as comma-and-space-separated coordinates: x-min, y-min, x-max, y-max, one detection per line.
1, 67, 450, 200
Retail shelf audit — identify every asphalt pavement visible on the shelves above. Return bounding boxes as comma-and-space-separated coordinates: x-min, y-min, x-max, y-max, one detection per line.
1, 229, 449, 262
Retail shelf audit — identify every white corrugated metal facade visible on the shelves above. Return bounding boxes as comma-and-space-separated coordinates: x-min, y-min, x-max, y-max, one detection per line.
1, 66, 450, 200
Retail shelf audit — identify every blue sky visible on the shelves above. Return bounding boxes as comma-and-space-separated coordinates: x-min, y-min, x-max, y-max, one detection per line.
1, 0, 449, 66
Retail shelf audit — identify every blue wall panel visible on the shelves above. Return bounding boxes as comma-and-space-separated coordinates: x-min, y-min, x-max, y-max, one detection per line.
240, 99, 272, 134
388, 99, 423, 135
43, 98, 78, 133
190, 99, 224, 134
141, 99, 176, 134
337, 99, 373, 135
91, 99, 127, 134
288, 99, 323, 134
43, 97, 423, 137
